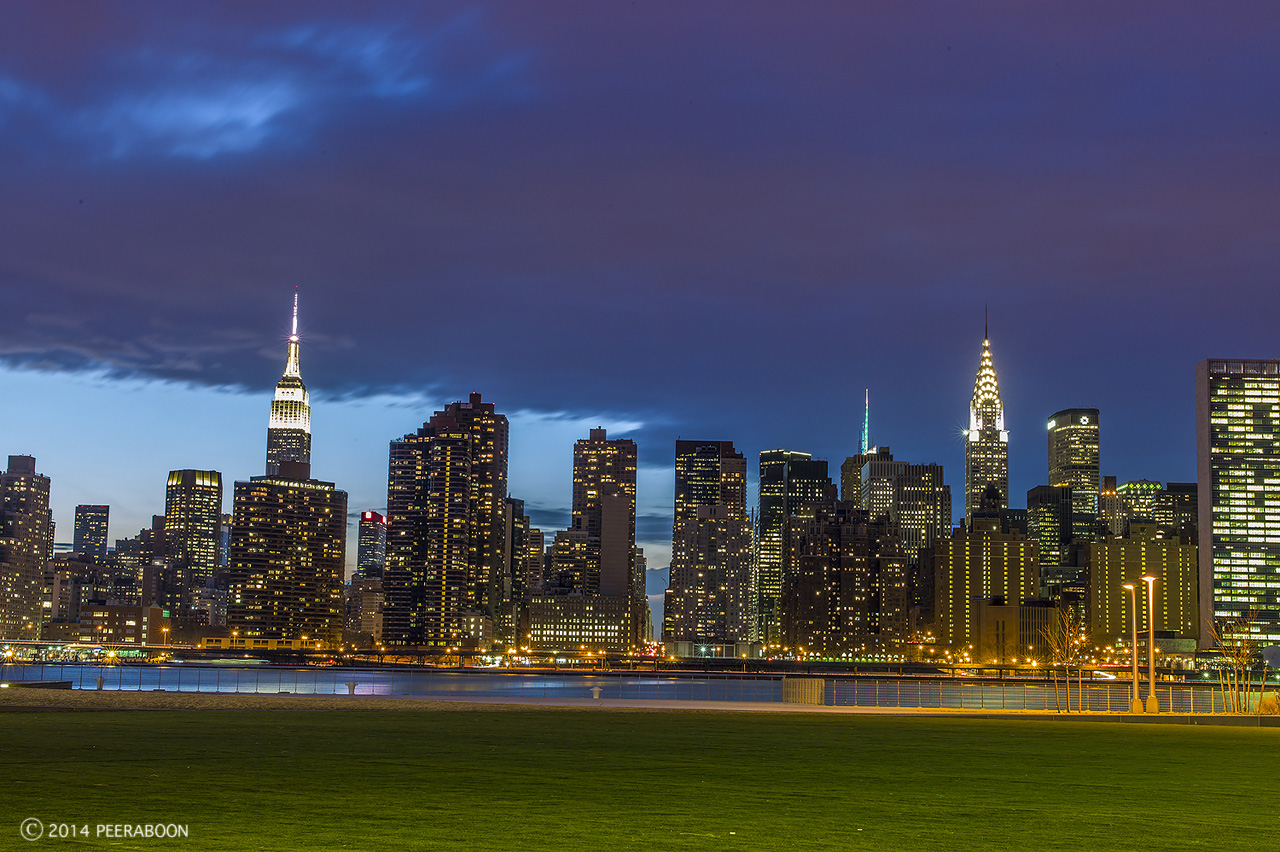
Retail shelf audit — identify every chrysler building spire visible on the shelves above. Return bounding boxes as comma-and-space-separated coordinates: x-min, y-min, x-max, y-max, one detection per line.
965, 324, 1009, 523
266, 291, 311, 476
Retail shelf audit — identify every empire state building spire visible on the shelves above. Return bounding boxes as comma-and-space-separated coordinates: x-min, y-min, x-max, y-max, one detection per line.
964, 326, 1009, 523
266, 291, 311, 476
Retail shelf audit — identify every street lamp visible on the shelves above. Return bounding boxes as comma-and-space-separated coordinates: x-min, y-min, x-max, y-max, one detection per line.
1142, 574, 1159, 713
1123, 583, 1143, 713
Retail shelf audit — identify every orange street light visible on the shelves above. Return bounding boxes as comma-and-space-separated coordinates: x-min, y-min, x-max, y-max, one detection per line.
1142, 575, 1159, 713
1123, 583, 1142, 713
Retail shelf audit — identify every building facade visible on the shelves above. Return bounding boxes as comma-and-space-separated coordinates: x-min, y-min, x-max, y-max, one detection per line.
928, 517, 1040, 651
226, 464, 347, 648
1088, 523, 1198, 646
0, 455, 53, 639
383, 394, 510, 648
663, 441, 752, 643
163, 469, 223, 611
73, 505, 109, 559
780, 501, 908, 658
1196, 358, 1280, 645
756, 450, 835, 642
1047, 408, 1101, 533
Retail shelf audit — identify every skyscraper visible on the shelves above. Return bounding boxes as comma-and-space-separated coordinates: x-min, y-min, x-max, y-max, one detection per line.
356, 511, 388, 578
662, 440, 752, 644
1196, 359, 1280, 645
571, 428, 637, 597
0, 455, 52, 639
965, 329, 1009, 523
73, 505, 109, 559
383, 393, 509, 648
755, 449, 835, 642
781, 500, 908, 658
1047, 408, 1101, 537
266, 293, 311, 476
164, 469, 223, 610
859, 450, 951, 560
226, 462, 347, 648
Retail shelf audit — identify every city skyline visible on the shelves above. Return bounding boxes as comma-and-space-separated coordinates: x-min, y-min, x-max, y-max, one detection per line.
3, 4, 1276, 626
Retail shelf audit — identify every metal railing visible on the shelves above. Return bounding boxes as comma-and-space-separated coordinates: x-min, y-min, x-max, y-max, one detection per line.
0, 663, 1246, 712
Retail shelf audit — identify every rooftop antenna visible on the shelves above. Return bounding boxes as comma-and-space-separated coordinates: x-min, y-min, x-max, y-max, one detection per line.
291, 287, 299, 341
861, 389, 870, 455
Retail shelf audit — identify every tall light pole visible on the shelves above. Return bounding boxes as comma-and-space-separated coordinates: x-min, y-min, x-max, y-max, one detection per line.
1142, 574, 1159, 713
1123, 583, 1142, 713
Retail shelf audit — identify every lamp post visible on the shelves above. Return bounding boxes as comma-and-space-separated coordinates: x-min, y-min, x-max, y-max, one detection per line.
1123, 583, 1142, 713
1142, 574, 1159, 713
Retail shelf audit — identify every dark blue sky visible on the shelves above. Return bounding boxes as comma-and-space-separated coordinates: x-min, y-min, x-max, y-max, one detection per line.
2, 3, 1279, 616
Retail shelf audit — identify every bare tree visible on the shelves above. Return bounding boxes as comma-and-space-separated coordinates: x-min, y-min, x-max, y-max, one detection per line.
1042, 606, 1090, 712
1208, 613, 1268, 714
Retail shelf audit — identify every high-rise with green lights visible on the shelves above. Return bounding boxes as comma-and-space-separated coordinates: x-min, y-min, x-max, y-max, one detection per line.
1196, 358, 1280, 646
965, 330, 1009, 523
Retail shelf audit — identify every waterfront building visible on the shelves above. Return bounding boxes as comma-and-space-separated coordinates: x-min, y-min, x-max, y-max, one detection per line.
383, 393, 510, 648
226, 461, 347, 648
0, 455, 53, 639
164, 469, 223, 610
780, 501, 908, 657
663, 441, 752, 643
1196, 359, 1280, 645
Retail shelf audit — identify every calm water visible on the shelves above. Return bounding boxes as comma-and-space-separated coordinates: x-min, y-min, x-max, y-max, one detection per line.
0, 662, 1230, 711
0, 663, 783, 702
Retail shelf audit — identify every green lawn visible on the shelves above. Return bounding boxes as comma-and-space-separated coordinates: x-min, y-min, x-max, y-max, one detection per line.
2, 710, 1276, 850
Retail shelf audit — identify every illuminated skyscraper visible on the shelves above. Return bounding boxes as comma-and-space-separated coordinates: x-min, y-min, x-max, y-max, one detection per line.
1196, 359, 1280, 645
383, 393, 509, 648
266, 293, 311, 476
164, 469, 223, 610
780, 501, 908, 658
1047, 408, 1100, 538
965, 329, 1009, 523
755, 450, 835, 642
662, 441, 752, 643
0, 455, 52, 639
571, 428, 637, 597
356, 511, 388, 578
226, 462, 347, 648
73, 505, 109, 559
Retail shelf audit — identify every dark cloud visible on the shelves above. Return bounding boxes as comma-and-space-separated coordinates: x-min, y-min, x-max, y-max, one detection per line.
2, 2, 1278, 512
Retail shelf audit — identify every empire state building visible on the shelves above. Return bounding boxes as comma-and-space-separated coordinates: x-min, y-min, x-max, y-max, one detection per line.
266, 293, 311, 475
964, 328, 1009, 523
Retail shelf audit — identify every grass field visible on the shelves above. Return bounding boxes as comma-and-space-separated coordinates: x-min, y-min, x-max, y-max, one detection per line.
3, 709, 1277, 850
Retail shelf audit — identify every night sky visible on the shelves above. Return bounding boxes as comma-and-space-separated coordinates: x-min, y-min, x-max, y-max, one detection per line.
2, 3, 1279, 624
